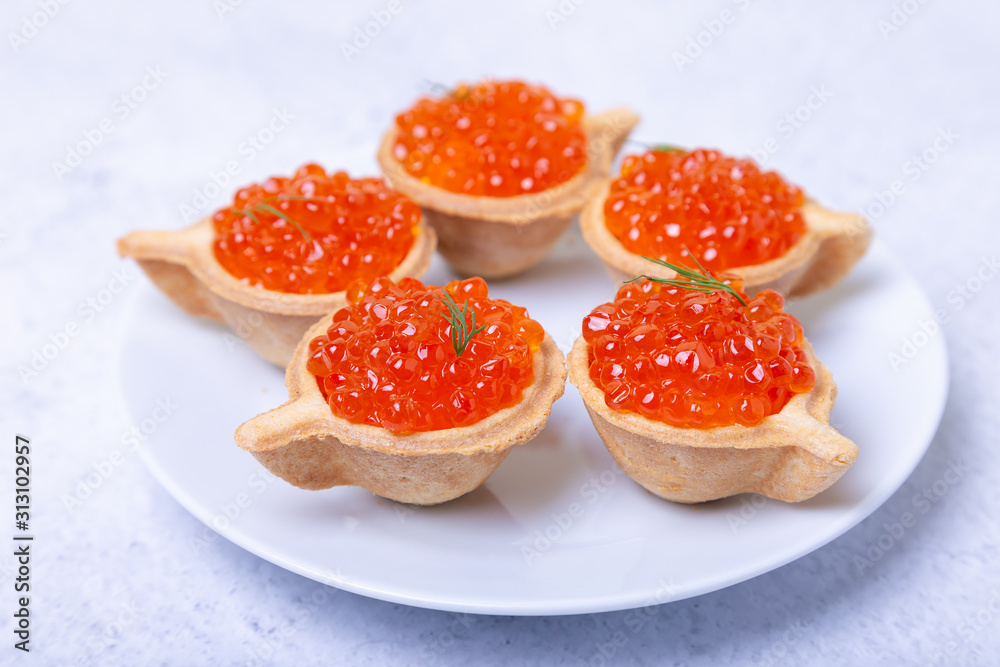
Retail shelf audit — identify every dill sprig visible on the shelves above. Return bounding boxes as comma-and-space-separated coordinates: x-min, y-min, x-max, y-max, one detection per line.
252, 202, 312, 242
422, 79, 484, 102
629, 251, 747, 307
423, 80, 471, 99
440, 290, 487, 357
625, 139, 687, 153
231, 196, 318, 242
423, 79, 455, 97
264, 194, 330, 204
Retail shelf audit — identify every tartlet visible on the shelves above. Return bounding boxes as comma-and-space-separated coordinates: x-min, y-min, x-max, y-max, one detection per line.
568, 274, 858, 503
377, 79, 639, 278
580, 148, 871, 297
235, 277, 567, 505
117, 167, 436, 367
569, 337, 856, 503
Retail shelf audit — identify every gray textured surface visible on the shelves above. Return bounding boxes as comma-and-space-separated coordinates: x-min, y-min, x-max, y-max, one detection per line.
3, 0, 998, 664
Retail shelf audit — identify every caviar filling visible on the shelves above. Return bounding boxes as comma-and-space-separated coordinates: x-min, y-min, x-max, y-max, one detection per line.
307, 277, 544, 434
212, 164, 420, 295
582, 279, 816, 429
604, 149, 806, 271
393, 79, 588, 197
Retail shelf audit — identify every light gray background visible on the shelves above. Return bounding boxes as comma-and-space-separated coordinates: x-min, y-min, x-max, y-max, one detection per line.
3, 0, 998, 665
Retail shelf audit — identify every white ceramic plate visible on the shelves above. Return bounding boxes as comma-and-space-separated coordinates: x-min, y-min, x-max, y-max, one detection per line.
115, 234, 948, 615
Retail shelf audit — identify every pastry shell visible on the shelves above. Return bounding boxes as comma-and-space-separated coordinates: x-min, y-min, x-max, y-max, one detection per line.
377, 108, 639, 278
235, 318, 567, 505
580, 182, 872, 298
116, 217, 436, 367
567, 336, 858, 503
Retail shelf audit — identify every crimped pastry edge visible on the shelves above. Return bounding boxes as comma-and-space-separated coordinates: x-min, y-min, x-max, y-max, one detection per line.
117, 216, 436, 366
234, 319, 567, 504
579, 179, 872, 298
567, 336, 858, 503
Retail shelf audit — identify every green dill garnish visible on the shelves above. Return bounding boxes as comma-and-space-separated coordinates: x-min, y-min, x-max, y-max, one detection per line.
439, 290, 487, 357
628, 250, 747, 306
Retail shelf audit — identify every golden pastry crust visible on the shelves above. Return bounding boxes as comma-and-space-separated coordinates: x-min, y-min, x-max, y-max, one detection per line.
235, 316, 568, 505
116, 217, 436, 367
579, 180, 872, 297
377, 108, 640, 278
567, 336, 858, 503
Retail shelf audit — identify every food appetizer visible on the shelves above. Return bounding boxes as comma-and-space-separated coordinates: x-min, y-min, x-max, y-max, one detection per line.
378, 79, 638, 278
568, 256, 858, 503
117, 164, 436, 366
236, 276, 566, 505
580, 147, 871, 297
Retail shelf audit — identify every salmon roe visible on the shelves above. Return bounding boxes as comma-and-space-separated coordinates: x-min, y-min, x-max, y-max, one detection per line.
604, 149, 806, 271
582, 279, 816, 429
307, 276, 545, 434
393, 79, 588, 197
212, 164, 420, 294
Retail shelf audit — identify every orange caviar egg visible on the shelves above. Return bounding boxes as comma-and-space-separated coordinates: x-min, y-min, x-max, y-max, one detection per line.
212, 164, 420, 294
604, 149, 806, 271
307, 276, 544, 434
582, 279, 816, 429
393, 79, 588, 197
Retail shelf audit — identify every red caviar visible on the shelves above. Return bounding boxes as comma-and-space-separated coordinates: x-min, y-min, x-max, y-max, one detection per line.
582, 279, 815, 429
307, 276, 544, 433
212, 164, 420, 294
393, 79, 588, 197
604, 149, 806, 271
